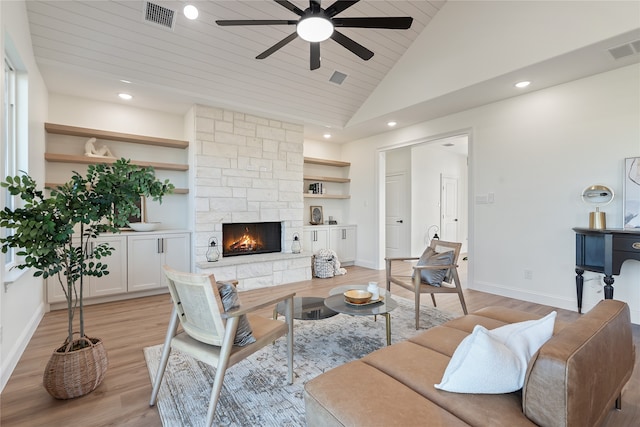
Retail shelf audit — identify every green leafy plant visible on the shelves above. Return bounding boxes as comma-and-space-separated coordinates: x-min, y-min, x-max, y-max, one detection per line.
0, 159, 174, 350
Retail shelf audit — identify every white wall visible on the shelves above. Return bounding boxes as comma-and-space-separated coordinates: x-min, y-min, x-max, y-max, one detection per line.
1, 0, 49, 392
344, 64, 640, 323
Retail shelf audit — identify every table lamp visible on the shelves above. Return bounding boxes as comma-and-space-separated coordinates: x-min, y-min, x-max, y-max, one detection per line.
581, 184, 614, 230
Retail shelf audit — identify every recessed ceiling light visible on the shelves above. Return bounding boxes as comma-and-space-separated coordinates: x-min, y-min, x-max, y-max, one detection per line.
119, 79, 131, 84
515, 81, 531, 88
323, 133, 332, 139
387, 121, 397, 127
118, 93, 133, 100
184, 5, 199, 20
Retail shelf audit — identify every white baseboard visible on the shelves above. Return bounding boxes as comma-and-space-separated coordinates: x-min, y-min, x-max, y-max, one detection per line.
1, 302, 46, 393
471, 281, 580, 314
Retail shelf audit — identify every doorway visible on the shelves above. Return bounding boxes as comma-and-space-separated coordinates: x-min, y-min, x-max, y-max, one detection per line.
384, 134, 468, 258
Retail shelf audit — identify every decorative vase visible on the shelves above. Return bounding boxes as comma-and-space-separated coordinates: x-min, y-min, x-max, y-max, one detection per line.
43, 335, 108, 399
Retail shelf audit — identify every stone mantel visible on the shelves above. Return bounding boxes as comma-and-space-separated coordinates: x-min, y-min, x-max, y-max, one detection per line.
196, 251, 312, 291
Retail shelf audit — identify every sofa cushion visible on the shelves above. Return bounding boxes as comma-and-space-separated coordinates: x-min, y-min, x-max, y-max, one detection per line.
434, 311, 556, 394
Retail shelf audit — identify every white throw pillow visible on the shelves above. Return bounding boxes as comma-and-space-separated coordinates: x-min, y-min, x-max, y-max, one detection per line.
434, 311, 556, 394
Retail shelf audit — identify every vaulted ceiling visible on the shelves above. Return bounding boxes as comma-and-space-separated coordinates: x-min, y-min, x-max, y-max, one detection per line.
25, 1, 640, 143
26, 0, 444, 141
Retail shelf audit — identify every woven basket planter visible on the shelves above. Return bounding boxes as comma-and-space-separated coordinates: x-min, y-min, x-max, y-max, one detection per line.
43, 336, 108, 399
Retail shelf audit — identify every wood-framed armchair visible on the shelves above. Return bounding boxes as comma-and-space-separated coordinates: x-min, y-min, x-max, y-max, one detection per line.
149, 266, 295, 426
385, 240, 467, 329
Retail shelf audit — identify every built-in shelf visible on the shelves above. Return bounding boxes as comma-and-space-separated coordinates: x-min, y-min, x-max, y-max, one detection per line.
304, 175, 350, 183
304, 194, 350, 199
45, 123, 188, 149
304, 157, 350, 167
44, 153, 189, 171
44, 183, 189, 194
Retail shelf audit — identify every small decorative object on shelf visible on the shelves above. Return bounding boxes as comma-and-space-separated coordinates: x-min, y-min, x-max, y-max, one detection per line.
206, 237, 220, 262
84, 137, 115, 158
291, 233, 302, 254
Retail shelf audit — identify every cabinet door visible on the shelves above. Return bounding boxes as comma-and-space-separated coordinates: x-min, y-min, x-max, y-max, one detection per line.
46, 235, 127, 303
89, 235, 127, 297
128, 232, 191, 291
303, 227, 330, 254
127, 235, 164, 291
160, 233, 190, 287
330, 226, 356, 264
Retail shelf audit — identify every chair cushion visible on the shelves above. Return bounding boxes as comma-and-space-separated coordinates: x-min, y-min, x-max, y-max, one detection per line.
414, 247, 454, 286
434, 311, 556, 393
217, 281, 256, 346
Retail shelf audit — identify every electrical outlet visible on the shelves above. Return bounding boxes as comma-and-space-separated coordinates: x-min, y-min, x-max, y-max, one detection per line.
524, 269, 533, 280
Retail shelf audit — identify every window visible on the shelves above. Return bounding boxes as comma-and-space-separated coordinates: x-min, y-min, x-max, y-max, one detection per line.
3, 57, 17, 268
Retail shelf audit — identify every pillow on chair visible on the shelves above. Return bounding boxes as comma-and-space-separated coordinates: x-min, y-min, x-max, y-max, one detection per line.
217, 281, 257, 346
413, 247, 454, 286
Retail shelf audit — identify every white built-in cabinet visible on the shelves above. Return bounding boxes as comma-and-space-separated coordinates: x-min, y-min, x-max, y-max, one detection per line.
46, 231, 190, 305
303, 225, 356, 265
127, 232, 190, 291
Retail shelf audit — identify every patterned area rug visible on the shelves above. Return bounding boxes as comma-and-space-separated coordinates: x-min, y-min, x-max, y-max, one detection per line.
144, 296, 456, 427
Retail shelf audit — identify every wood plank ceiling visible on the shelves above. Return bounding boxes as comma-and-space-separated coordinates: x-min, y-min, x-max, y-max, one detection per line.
26, 0, 445, 140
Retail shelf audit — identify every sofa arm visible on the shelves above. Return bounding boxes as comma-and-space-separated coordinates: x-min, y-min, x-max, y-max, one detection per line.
522, 300, 634, 427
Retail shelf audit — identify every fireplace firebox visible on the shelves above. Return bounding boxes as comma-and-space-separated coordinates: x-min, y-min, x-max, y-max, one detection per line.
222, 222, 282, 257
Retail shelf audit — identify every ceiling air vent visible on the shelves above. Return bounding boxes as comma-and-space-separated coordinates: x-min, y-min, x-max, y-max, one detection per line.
329, 71, 348, 85
144, 1, 176, 30
607, 40, 640, 60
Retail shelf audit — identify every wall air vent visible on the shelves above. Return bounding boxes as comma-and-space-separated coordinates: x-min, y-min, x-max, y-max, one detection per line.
144, 1, 176, 30
329, 71, 348, 85
607, 39, 640, 60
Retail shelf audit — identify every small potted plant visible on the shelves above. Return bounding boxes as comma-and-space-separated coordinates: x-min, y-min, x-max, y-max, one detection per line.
0, 159, 174, 399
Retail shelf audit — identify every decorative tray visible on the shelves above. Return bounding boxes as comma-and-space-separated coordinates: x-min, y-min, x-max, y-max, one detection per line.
345, 296, 384, 307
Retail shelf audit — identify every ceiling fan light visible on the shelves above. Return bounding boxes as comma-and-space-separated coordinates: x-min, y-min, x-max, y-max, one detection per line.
297, 17, 333, 42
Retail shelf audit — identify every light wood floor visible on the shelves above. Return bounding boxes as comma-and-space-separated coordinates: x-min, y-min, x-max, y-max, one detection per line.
1, 265, 638, 426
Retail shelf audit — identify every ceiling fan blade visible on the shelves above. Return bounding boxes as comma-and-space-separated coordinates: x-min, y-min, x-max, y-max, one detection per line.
332, 16, 413, 29
310, 42, 320, 70
324, 1, 359, 18
274, 0, 305, 16
331, 30, 373, 60
256, 32, 299, 59
216, 19, 297, 26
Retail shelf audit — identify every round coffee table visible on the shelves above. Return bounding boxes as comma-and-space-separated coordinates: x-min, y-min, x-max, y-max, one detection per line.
275, 297, 338, 320
324, 285, 398, 345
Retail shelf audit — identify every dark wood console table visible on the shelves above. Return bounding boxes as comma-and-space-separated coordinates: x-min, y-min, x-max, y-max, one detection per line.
573, 227, 640, 313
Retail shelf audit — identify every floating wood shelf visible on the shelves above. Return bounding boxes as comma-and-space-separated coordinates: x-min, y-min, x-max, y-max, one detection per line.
45, 123, 189, 149
44, 183, 189, 194
45, 153, 189, 171
303, 157, 351, 167
304, 194, 351, 199
304, 175, 351, 183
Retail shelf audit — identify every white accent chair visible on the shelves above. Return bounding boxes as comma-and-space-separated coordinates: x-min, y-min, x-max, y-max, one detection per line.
149, 266, 295, 426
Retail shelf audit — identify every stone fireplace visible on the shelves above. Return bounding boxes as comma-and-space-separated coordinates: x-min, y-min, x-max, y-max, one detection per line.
193, 105, 311, 290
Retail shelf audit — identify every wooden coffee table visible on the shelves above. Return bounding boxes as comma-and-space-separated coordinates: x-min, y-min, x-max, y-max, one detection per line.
324, 285, 398, 345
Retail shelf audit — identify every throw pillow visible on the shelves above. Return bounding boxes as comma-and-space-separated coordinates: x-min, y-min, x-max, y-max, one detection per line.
434, 311, 556, 394
216, 281, 257, 347
414, 247, 454, 286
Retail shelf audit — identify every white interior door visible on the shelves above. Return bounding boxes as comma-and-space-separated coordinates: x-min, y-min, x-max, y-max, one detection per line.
386, 172, 410, 257
441, 175, 459, 242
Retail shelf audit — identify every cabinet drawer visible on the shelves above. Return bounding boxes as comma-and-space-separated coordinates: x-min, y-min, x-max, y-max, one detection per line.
613, 236, 640, 253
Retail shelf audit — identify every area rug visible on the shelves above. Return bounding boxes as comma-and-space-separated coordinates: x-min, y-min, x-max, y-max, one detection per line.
144, 296, 456, 427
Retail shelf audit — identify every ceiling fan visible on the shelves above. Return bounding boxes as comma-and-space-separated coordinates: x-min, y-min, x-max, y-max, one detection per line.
216, 0, 413, 70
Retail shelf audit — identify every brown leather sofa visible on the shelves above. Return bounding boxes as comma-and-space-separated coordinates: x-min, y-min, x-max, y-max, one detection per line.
304, 300, 635, 426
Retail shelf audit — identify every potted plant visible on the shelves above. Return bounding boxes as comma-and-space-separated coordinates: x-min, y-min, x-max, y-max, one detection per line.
0, 159, 174, 399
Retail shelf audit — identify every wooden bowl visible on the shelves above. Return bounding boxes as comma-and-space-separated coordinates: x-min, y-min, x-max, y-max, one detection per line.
343, 289, 372, 304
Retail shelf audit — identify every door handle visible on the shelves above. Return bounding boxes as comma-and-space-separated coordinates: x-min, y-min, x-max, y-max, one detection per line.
396, 220, 403, 223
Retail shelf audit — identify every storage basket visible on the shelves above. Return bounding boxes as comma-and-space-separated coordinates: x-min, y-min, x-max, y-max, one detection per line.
313, 249, 336, 278
43, 335, 108, 399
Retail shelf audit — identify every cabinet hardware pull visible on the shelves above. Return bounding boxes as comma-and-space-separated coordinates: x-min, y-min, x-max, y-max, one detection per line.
158, 238, 165, 253
633, 242, 640, 250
